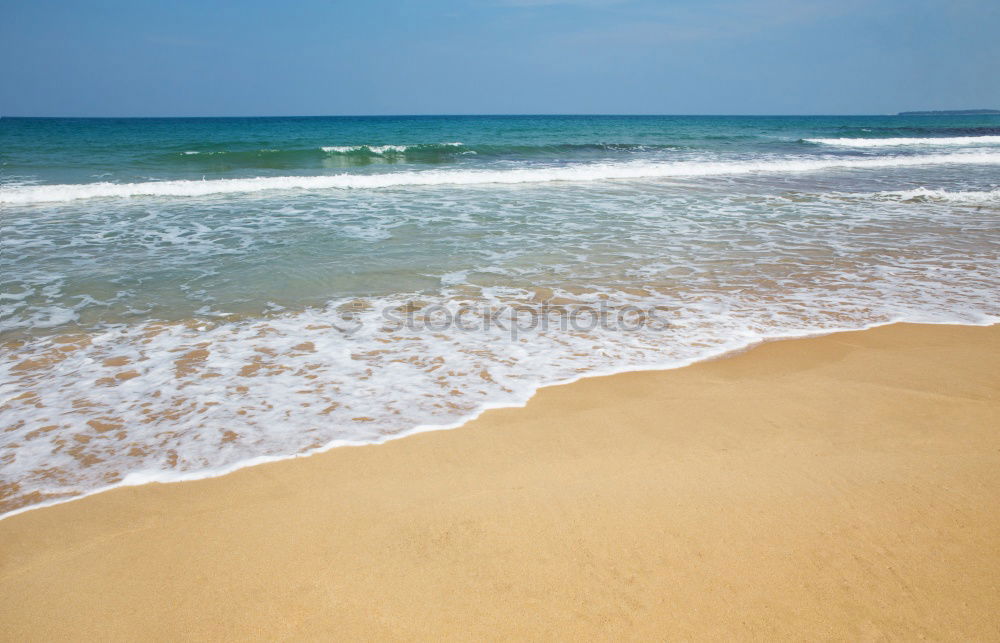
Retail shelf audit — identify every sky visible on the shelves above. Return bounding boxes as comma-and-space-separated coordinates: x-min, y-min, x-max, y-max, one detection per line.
1, 0, 998, 116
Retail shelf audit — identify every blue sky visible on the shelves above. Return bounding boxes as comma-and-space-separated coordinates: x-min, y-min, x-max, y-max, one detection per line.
2, 0, 998, 116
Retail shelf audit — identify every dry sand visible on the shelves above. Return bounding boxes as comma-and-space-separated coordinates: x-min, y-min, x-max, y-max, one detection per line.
1, 322, 999, 640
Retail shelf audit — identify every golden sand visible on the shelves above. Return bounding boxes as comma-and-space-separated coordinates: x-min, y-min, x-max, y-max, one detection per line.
1, 322, 998, 640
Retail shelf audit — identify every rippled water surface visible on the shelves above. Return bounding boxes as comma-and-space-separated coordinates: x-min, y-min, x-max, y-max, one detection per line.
2, 115, 999, 514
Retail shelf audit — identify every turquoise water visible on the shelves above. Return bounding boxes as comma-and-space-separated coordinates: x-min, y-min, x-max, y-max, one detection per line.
2, 115, 999, 513
6, 114, 1000, 186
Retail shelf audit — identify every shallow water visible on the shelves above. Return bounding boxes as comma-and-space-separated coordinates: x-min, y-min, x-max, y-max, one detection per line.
2, 114, 999, 514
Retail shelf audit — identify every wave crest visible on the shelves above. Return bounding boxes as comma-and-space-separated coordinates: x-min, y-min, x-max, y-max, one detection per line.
321, 142, 464, 156
5, 151, 1000, 204
805, 135, 1000, 147
874, 187, 1000, 204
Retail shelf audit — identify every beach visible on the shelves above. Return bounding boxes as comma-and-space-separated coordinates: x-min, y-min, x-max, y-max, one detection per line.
5, 0, 1000, 637
2, 322, 998, 639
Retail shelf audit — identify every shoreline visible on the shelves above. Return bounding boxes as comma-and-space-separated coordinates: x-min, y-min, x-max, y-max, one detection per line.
2, 322, 999, 638
4, 316, 995, 521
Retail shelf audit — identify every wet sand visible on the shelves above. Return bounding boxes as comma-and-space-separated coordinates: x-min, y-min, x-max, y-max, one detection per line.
1, 322, 998, 640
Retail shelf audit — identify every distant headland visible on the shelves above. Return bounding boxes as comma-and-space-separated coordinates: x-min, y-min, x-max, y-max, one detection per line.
898, 109, 1000, 116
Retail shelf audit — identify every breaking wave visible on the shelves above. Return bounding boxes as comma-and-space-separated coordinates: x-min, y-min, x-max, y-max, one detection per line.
6, 151, 1000, 204
873, 187, 1000, 204
321, 142, 463, 155
805, 135, 1000, 147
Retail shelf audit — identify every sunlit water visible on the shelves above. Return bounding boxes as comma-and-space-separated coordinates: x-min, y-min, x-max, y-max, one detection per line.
2, 115, 999, 514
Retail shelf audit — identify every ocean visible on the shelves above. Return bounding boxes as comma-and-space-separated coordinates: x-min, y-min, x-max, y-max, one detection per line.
2, 114, 999, 515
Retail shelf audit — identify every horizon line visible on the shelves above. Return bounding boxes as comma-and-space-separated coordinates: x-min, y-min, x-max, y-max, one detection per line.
2, 112, 957, 119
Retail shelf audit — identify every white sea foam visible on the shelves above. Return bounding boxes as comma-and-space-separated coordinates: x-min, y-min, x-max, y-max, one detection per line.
4, 146, 1000, 518
2, 302, 997, 521
3, 175, 1000, 518
321, 142, 463, 154
323, 144, 408, 154
873, 187, 1000, 204
806, 135, 1000, 147
5, 151, 1000, 204
11, 313, 998, 523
